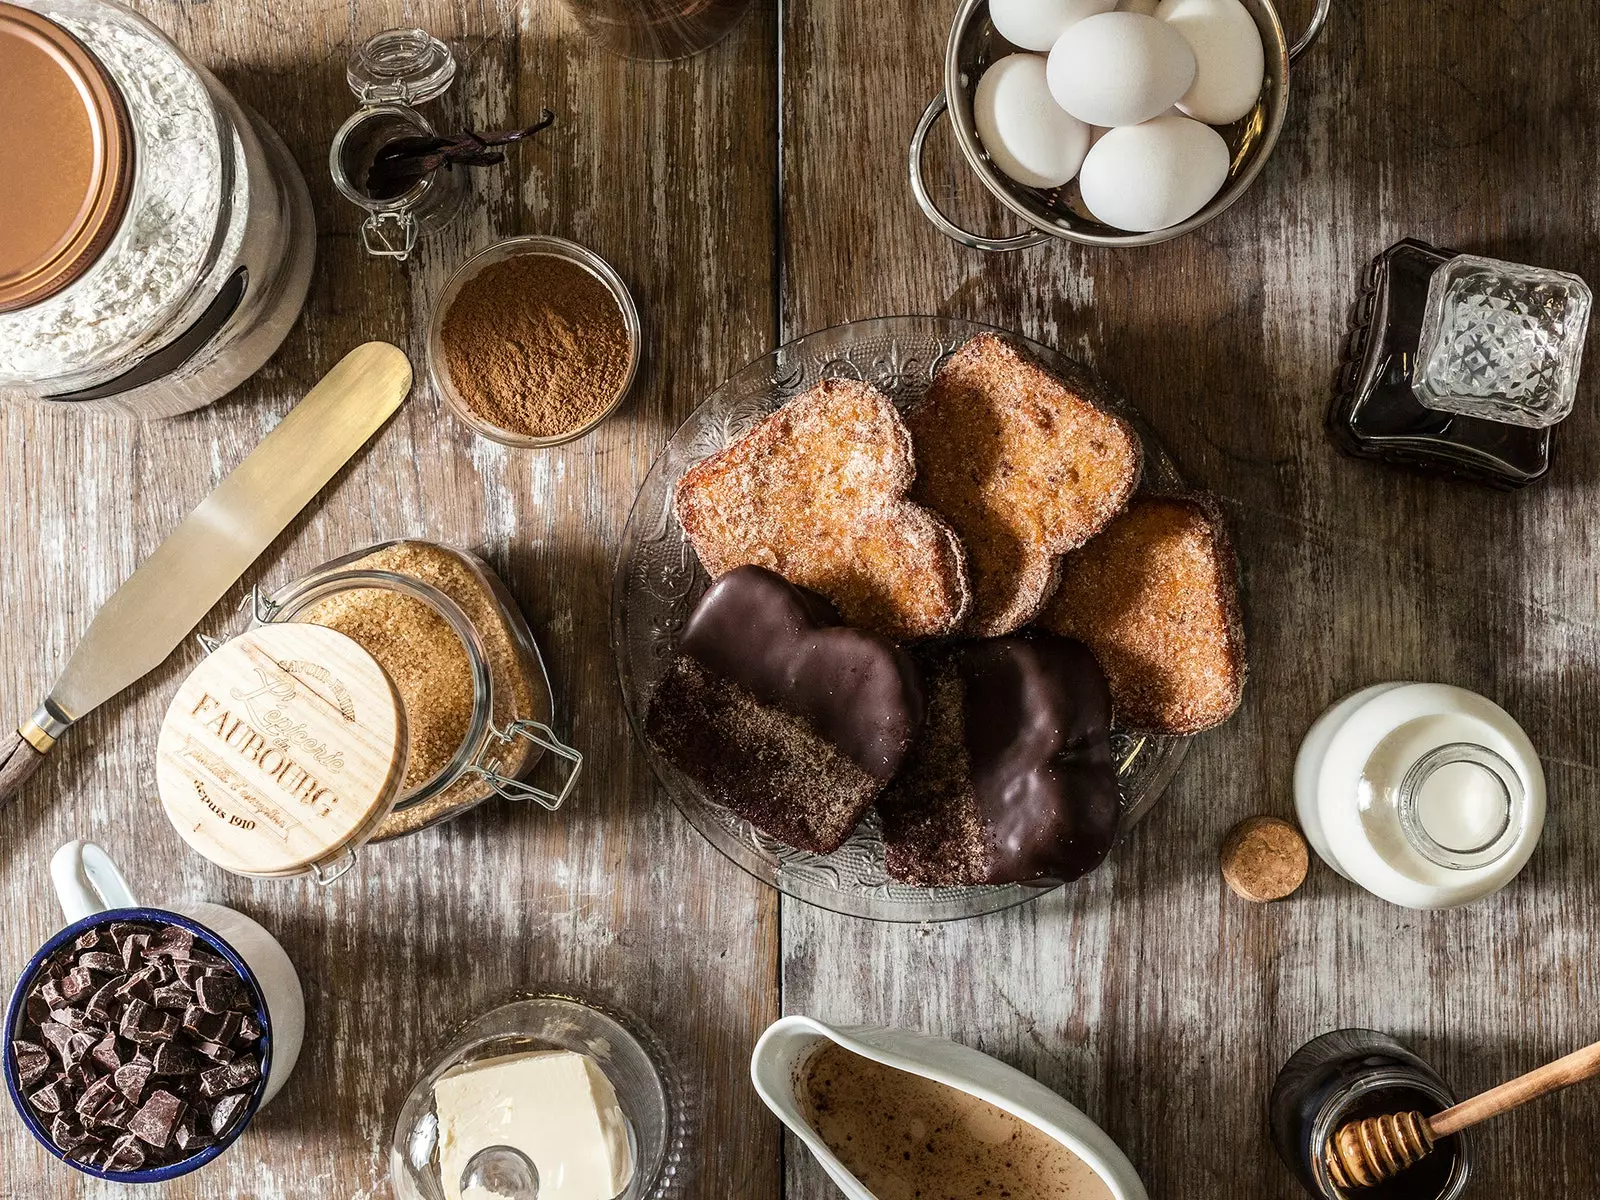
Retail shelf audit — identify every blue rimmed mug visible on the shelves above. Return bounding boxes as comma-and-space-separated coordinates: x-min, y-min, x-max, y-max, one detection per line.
3, 841, 306, 1182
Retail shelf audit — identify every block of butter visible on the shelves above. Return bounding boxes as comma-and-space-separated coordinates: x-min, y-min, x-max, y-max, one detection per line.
434, 1050, 635, 1200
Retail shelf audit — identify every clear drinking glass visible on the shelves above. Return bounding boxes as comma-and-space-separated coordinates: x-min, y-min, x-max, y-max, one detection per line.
560, 0, 753, 59
1413, 253, 1592, 428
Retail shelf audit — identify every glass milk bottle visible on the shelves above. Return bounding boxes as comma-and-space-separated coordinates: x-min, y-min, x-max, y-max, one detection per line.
1294, 683, 1546, 909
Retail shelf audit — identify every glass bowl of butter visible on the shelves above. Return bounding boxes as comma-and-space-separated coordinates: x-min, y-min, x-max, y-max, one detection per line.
389, 995, 682, 1200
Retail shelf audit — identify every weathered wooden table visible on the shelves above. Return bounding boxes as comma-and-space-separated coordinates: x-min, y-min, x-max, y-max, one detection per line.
5, 0, 1600, 1196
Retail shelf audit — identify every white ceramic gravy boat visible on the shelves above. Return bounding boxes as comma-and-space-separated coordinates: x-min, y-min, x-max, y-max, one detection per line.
751, 1015, 1150, 1200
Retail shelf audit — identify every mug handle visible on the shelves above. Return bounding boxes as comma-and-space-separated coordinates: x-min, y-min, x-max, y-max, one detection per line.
1289, 0, 1332, 62
908, 95, 1052, 253
51, 840, 138, 924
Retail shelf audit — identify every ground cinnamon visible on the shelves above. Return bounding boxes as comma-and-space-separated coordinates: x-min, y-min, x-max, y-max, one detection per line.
440, 252, 631, 439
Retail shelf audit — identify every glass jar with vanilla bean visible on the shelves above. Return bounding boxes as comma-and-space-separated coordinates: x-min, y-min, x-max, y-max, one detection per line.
156, 540, 582, 884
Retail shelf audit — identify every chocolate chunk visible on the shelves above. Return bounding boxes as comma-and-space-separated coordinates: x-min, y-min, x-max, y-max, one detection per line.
25, 992, 51, 1025
94, 1099, 133, 1131
104, 1131, 148, 1172
174, 960, 210, 986
182, 1007, 239, 1043
174, 1115, 216, 1153
77, 951, 122, 975
147, 926, 194, 958
148, 958, 177, 986
152, 981, 193, 1012
50, 1006, 91, 1032
674, 565, 926, 782
119, 997, 150, 1039
115, 966, 156, 1003
63, 1030, 99, 1068
74, 928, 104, 951
50, 1115, 92, 1152
85, 977, 124, 1024
194, 1040, 237, 1063
37, 1020, 74, 1060
129, 1089, 185, 1148
199, 1057, 259, 1098
114, 1061, 153, 1106
75, 1075, 118, 1119
207, 1090, 250, 1137
73, 1143, 109, 1168
119, 932, 151, 972
234, 1014, 263, 1045
194, 974, 249, 1015
91, 1032, 127, 1074
29, 1080, 66, 1115
880, 635, 1122, 886
37, 978, 65, 1009
13, 1040, 50, 1087
151, 1041, 201, 1076
59, 966, 99, 1002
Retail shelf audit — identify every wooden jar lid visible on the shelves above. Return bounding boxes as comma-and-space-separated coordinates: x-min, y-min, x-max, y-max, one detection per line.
157, 625, 408, 877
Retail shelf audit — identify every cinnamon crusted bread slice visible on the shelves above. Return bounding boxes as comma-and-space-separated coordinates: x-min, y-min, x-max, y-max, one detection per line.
1039, 494, 1246, 735
674, 378, 971, 641
907, 334, 1142, 637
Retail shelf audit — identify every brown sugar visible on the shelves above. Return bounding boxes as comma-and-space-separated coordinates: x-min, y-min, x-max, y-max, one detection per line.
297, 542, 541, 835
440, 253, 631, 439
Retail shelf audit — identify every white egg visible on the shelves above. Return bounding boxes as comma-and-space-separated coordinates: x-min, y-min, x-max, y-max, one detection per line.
989, 0, 1118, 52
1047, 12, 1197, 127
1157, 0, 1265, 125
1078, 113, 1230, 231
974, 54, 1093, 188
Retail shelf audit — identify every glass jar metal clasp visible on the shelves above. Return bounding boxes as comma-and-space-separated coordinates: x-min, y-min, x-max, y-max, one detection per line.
311, 847, 359, 886
474, 721, 583, 812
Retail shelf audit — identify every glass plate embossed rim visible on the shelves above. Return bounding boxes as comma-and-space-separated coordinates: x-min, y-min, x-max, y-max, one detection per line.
611, 316, 1191, 922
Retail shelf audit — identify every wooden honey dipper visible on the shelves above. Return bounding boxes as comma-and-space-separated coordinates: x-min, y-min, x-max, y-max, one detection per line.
1325, 1037, 1600, 1189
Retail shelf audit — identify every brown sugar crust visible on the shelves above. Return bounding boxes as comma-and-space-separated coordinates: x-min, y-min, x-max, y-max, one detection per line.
674, 378, 971, 641
646, 656, 879, 854
907, 334, 1142, 637
1040, 494, 1246, 735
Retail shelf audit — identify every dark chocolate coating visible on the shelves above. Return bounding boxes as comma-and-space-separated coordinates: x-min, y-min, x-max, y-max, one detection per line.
677, 565, 924, 782
958, 635, 1120, 884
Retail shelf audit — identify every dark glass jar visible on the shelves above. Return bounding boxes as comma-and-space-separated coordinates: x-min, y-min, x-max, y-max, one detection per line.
1330, 238, 1552, 489
1269, 1029, 1470, 1199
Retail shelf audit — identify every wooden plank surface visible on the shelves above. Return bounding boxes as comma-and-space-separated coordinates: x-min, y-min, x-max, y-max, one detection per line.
0, 2, 780, 1197
8, 0, 1600, 1198
779, 1, 1600, 1198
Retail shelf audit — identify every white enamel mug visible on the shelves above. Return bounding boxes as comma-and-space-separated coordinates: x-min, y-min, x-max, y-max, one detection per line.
751, 1015, 1150, 1200
47, 840, 305, 1105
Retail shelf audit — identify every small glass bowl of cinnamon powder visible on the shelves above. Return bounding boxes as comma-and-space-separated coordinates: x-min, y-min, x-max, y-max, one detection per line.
427, 235, 641, 447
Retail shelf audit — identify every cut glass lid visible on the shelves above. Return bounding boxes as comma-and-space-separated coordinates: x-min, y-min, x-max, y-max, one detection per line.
346, 27, 456, 105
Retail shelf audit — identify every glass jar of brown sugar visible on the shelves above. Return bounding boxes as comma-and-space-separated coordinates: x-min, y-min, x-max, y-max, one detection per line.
251, 540, 582, 854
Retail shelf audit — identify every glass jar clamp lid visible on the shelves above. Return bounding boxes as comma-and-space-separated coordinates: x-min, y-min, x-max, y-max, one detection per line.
252, 546, 583, 840
331, 28, 463, 261
157, 562, 582, 883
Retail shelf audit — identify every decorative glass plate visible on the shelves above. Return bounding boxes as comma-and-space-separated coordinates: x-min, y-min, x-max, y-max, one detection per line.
611, 317, 1191, 922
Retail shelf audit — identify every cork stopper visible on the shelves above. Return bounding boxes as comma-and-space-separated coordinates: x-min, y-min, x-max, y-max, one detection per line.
156, 625, 408, 878
1220, 815, 1309, 902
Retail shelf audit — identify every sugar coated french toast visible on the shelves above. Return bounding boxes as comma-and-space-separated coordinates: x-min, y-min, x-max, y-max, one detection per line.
1040, 494, 1246, 735
907, 333, 1142, 637
674, 378, 971, 640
